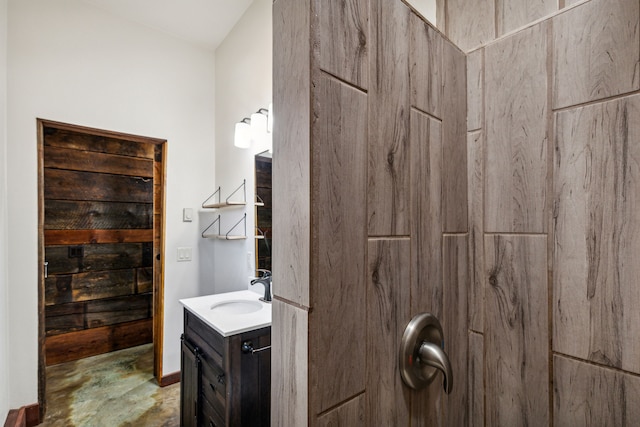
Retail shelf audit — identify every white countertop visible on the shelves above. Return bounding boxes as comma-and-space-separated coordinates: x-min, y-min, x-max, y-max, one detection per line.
180, 290, 272, 337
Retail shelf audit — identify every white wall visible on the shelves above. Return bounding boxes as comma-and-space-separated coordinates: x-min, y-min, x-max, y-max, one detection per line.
213, 0, 272, 294
0, 0, 9, 420
6, 0, 215, 406
407, 0, 437, 24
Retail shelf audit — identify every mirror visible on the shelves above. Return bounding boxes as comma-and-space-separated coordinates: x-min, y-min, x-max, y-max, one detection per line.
255, 150, 272, 273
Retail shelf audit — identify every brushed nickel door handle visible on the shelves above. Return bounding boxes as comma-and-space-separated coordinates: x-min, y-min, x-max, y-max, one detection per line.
399, 312, 453, 394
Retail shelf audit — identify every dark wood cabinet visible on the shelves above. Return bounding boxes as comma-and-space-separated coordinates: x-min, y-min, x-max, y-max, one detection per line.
180, 309, 271, 427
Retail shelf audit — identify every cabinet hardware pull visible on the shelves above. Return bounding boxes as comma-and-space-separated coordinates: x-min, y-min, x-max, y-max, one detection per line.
209, 383, 215, 392
241, 340, 272, 354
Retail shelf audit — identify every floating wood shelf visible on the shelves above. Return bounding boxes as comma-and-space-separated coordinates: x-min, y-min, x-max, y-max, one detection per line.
202, 180, 247, 209
201, 180, 263, 240
202, 180, 264, 208
202, 201, 246, 209
202, 213, 247, 240
214, 235, 247, 241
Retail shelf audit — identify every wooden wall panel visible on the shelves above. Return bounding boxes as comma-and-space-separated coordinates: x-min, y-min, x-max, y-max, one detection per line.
316, 0, 368, 90
485, 23, 548, 233
45, 269, 136, 305
485, 235, 548, 425
467, 131, 484, 332
45, 293, 152, 335
41, 120, 161, 377
44, 303, 84, 335
45, 242, 152, 274
45, 318, 152, 366
442, 234, 469, 427
466, 49, 483, 132
367, 238, 411, 426
553, 0, 639, 109
367, 0, 410, 236
44, 169, 153, 203
44, 229, 153, 245
410, 14, 442, 118
43, 127, 155, 159
554, 95, 640, 374
136, 267, 153, 294
468, 331, 484, 426
42, 122, 156, 365
446, 0, 495, 52
554, 355, 640, 426
316, 395, 365, 427
271, 300, 308, 427
84, 293, 152, 329
442, 40, 468, 233
496, 0, 556, 36
310, 75, 367, 414
273, 0, 311, 306
44, 146, 153, 178
44, 200, 152, 230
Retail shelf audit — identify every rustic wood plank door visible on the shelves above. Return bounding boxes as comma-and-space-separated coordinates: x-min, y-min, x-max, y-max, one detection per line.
37, 119, 166, 411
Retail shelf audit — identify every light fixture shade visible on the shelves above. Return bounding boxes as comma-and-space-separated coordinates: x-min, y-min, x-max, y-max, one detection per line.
267, 103, 273, 133
251, 112, 268, 144
234, 121, 251, 148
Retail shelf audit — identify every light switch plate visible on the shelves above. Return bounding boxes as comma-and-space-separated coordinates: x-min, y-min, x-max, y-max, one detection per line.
177, 247, 192, 262
183, 208, 193, 222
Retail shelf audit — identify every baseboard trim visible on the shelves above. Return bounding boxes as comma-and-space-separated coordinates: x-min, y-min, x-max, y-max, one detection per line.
3, 409, 25, 427
4, 403, 39, 427
25, 404, 39, 427
159, 371, 180, 387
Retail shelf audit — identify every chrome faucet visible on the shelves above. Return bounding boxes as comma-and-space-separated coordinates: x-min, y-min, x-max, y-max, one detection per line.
251, 269, 272, 303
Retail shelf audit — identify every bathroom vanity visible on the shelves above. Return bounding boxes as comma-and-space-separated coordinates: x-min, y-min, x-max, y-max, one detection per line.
180, 291, 272, 427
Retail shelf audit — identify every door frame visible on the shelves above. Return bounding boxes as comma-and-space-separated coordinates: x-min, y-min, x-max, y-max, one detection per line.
36, 119, 167, 414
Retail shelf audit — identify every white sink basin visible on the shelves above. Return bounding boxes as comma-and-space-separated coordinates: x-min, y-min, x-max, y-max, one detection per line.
180, 290, 271, 337
210, 300, 263, 315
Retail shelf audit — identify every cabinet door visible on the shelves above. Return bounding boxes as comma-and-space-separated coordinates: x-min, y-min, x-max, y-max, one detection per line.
181, 337, 200, 427
229, 329, 271, 426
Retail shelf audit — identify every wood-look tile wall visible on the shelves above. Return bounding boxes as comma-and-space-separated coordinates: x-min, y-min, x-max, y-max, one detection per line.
462, 0, 640, 424
485, 22, 548, 233
436, 0, 607, 52
275, 0, 640, 425
274, 0, 468, 425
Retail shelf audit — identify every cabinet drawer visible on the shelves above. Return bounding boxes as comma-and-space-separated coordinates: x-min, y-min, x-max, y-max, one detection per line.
184, 310, 224, 364
201, 358, 226, 417
202, 395, 226, 427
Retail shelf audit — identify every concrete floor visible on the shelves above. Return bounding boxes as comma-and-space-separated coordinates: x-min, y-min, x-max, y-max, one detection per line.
40, 344, 180, 427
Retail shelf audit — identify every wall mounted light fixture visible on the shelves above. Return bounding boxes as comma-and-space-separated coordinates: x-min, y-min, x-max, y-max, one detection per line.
234, 117, 252, 148
251, 108, 269, 145
234, 105, 273, 150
